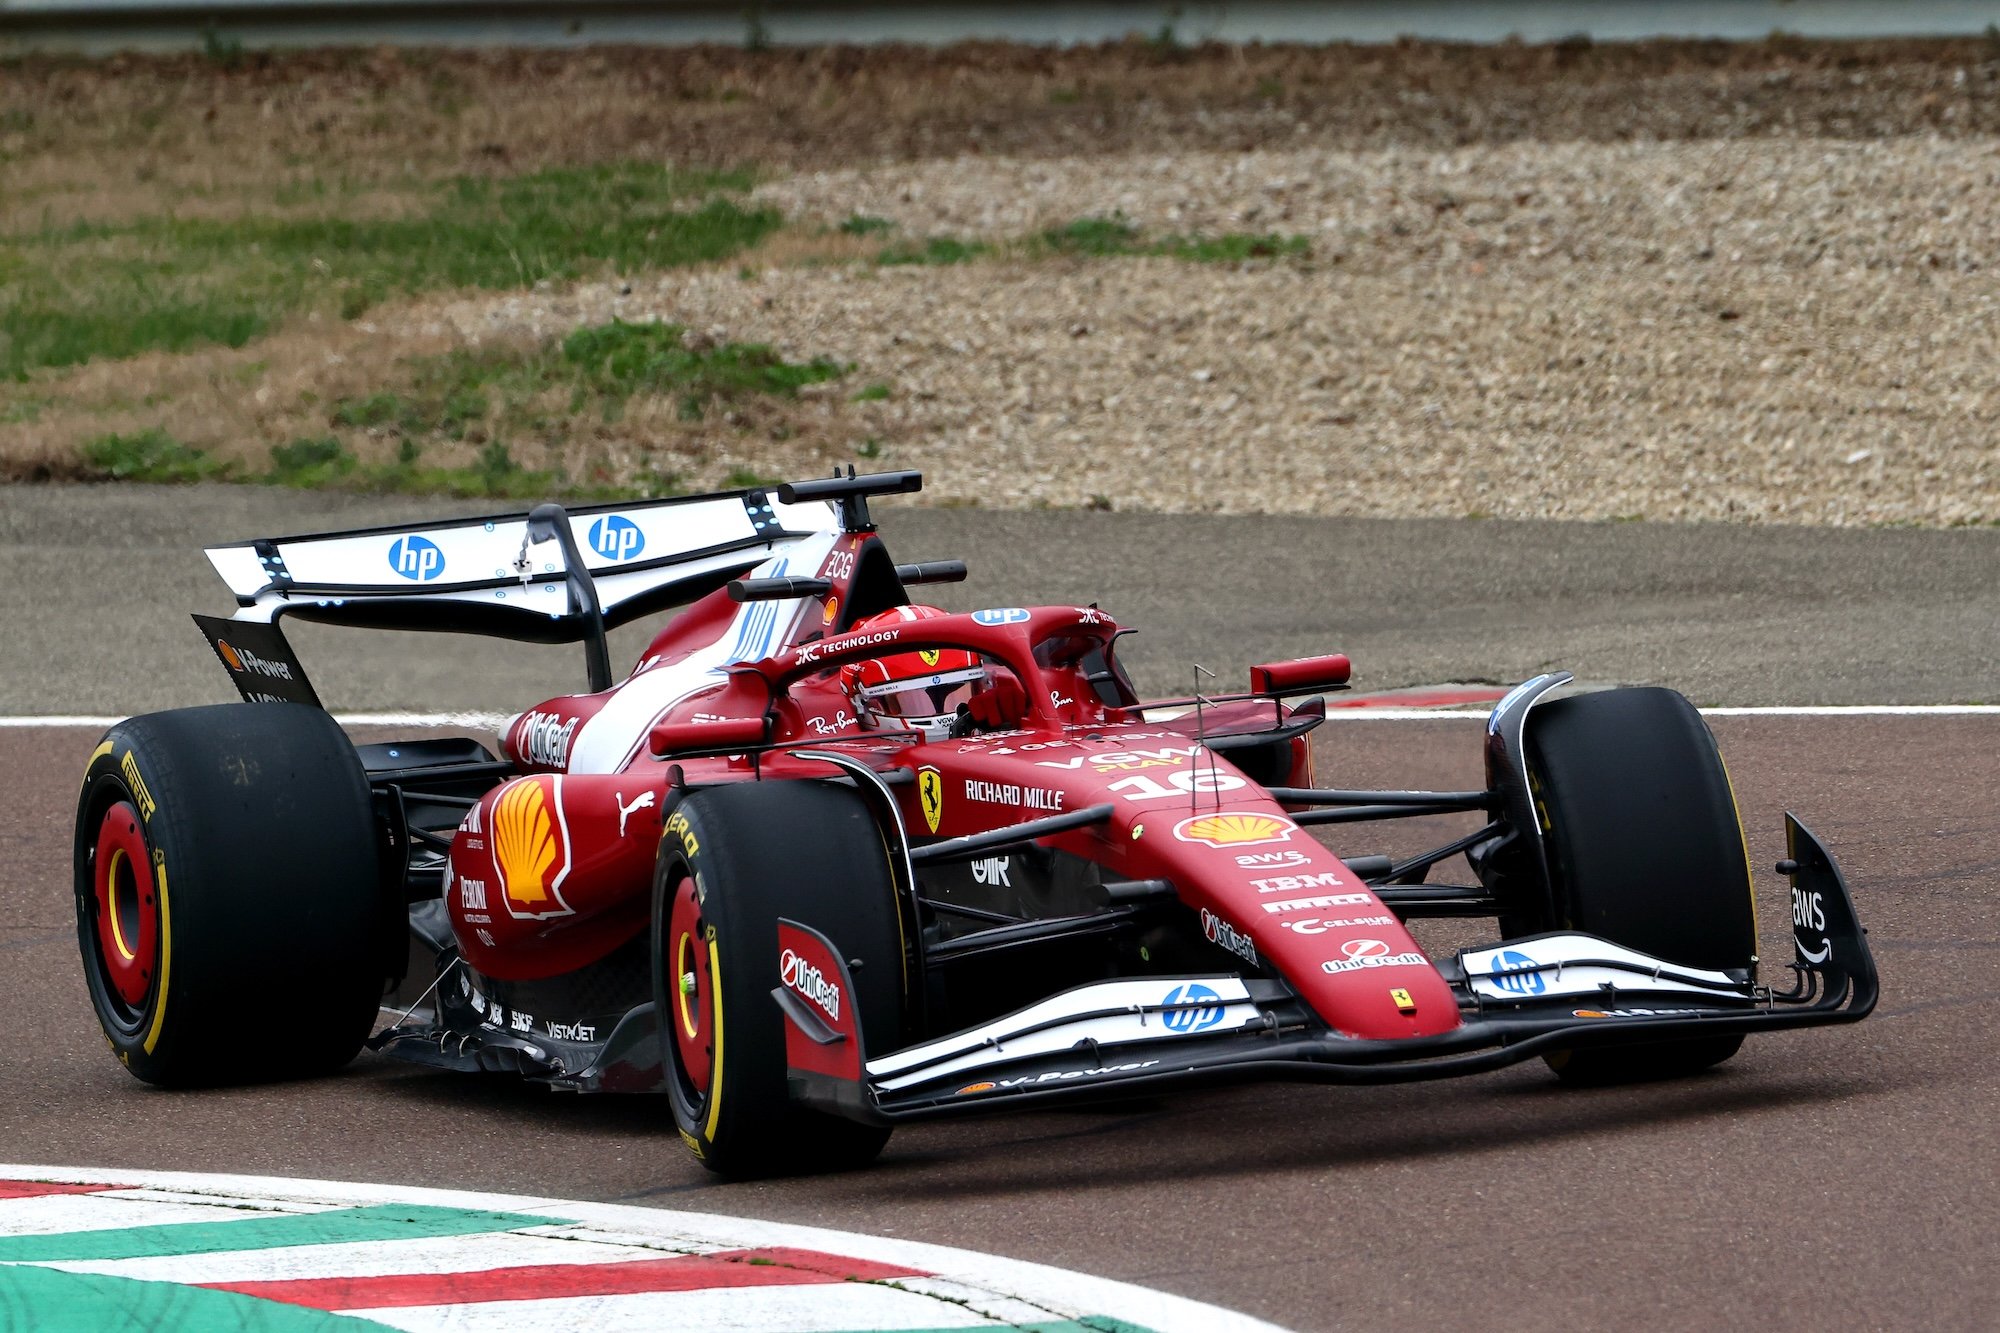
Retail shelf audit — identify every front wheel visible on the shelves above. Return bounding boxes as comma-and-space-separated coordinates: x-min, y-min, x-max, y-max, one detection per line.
1520, 686, 1757, 1085
73, 704, 387, 1087
653, 781, 907, 1177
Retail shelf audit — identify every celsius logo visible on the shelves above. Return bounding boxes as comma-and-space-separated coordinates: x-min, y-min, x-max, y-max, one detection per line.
1161, 982, 1226, 1033
589, 514, 644, 561
388, 534, 444, 581
1491, 949, 1546, 995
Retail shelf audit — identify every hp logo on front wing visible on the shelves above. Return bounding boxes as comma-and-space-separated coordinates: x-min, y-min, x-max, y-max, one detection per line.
1492, 950, 1547, 996
1161, 983, 1226, 1033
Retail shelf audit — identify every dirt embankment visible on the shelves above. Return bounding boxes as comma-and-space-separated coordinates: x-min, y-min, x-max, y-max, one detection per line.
6, 38, 2000, 522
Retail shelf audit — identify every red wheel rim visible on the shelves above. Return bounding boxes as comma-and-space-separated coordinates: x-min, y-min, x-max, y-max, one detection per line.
92, 801, 158, 1009
668, 872, 712, 1093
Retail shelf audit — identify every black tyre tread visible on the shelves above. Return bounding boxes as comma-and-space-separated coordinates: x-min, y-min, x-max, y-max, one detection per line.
1544, 1034, 1745, 1086
1527, 687, 1756, 972
655, 781, 901, 1178
75, 703, 383, 1086
1522, 687, 1756, 1084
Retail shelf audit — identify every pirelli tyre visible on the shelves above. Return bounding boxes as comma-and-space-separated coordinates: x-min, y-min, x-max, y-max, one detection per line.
74, 703, 386, 1086
653, 781, 905, 1178
1521, 686, 1758, 1085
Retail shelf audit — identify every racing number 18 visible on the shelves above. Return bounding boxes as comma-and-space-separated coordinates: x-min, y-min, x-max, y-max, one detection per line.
1107, 771, 1246, 802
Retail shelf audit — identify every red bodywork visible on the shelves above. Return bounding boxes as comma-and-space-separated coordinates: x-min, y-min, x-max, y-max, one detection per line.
447, 580, 1462, 1040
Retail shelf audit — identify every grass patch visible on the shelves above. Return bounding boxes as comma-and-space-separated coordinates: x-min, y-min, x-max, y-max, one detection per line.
289, 319, 850, 496
1163, 232, 1312, 262
263, 432, 566, 498
851, 382, 891, 402
838, 213, 895, 236
1041, 215, 1142, 255
82, 427, 230, 482
874, 236, 990, 266
1, 163, 777, 379
1037, 213, 1311, 263
268, 434, 357, 486
560, 319, 847, 419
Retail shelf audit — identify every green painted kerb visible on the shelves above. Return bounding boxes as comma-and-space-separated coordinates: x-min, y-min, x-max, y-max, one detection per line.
0, 1264, 395, 1333
0, 1203, 559, 1263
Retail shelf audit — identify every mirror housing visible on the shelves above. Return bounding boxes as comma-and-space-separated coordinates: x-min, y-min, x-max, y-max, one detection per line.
1249, 653, 1351, 695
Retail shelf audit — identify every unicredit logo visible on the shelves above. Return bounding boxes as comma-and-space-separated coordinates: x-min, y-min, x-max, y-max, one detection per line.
780, 948, 841, 1022
1320, 937, 1428, 975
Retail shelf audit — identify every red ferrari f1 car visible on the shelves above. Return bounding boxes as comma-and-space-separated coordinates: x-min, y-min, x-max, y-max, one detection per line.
75, 471, 1877, 1176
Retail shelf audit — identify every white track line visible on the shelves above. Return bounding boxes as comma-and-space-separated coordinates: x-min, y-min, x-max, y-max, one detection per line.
0, 713, 513, 729
8, 705, 2000, 730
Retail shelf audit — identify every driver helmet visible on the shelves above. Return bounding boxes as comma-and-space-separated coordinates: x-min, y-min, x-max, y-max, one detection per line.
841, 605, 989, 741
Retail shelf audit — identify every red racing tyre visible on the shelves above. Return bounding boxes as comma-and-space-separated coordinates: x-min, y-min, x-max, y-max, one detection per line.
1521, 686, 1758, 1084
73, 703, 387, 1086
653, 781, 906, 1178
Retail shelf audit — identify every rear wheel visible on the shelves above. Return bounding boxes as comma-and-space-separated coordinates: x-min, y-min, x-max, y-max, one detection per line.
1521, 687, 1756, 1085
653, 781, 906, 1177
73, 704, 387, 1086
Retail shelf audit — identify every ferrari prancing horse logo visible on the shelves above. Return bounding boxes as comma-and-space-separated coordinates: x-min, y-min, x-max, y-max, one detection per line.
918, 767, 943, 834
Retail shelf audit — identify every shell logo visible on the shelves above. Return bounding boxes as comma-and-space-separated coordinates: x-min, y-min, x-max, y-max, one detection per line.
956, 1081, 997, 1095
492, 777, 575, 919
217, 641, 244, 671
1172, 812, 1297, 849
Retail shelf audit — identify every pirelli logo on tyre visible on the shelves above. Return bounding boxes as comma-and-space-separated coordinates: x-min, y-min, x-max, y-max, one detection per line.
492, 776, 576, 920
120, 751, 157, 823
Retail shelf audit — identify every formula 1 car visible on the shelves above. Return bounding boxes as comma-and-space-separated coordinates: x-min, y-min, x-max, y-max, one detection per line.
74, 470, 1877, 1177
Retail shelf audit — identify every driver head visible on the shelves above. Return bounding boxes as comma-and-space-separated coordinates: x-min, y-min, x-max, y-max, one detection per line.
841, 605, 991, 741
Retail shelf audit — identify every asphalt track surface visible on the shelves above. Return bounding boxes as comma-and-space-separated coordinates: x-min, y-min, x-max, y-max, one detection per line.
8, 485, 2000, 1329
9, 483, 2000, 712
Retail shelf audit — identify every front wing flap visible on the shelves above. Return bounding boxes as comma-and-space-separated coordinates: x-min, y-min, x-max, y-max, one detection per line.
788, 814, 1875, 1122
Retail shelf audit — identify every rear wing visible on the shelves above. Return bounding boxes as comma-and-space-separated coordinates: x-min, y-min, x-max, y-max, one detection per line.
203, 487, 837, 644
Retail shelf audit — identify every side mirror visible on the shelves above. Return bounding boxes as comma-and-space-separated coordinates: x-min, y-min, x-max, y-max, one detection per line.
1249, 653, 1351, 695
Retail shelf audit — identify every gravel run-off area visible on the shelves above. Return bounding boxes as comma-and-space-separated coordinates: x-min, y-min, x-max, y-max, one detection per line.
413, 133, 2000, 523
9, 41, 2000, 524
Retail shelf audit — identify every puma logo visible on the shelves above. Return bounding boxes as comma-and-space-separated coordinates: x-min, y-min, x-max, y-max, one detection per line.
616, 789, 657, 838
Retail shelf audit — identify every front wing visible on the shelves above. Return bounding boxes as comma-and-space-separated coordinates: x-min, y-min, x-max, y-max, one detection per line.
786, 814, 1877, 1123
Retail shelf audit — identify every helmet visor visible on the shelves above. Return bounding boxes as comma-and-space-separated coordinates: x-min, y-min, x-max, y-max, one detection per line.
857, 665, 987, 725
